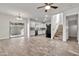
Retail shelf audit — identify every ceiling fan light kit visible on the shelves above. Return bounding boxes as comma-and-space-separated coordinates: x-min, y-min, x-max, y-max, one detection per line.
45, 5, 51, 10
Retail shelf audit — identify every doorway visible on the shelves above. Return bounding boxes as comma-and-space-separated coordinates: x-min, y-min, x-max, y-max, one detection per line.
66, 14, 78, 42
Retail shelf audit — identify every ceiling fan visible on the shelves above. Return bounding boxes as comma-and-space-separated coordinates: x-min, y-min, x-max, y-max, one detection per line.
37, 3, 58, 12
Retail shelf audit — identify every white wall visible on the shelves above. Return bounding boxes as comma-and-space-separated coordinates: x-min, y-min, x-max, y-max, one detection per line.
0, 13, 13, 39
60, 13, 63, 25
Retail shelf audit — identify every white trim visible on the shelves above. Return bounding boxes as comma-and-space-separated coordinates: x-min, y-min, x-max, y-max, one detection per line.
66, 12, 78, 16
0, 37, 9, 40
77, 12, 79, 44
63, 13, 67, 42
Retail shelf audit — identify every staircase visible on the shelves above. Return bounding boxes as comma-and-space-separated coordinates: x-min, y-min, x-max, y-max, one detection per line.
53, 25, 63, 40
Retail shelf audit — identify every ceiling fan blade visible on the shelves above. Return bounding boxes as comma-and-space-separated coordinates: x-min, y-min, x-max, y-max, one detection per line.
49, 3, 53, 5
44, 3, 48, 5
37, 6, 45, 9
51, 6, 58, 9
45, 10, 47, 12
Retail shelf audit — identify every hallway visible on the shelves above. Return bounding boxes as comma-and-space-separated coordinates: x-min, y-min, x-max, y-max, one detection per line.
0, 36, 79, 56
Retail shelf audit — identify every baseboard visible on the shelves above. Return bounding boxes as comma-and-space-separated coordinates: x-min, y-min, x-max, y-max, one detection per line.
0, 37, 9, 40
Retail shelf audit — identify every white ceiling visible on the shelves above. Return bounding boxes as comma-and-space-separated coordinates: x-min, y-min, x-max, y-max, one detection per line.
0, 3, 79, 22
